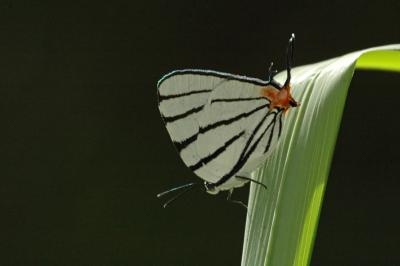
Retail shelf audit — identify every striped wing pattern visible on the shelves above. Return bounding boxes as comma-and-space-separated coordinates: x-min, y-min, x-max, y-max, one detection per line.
158, 70, 284, 191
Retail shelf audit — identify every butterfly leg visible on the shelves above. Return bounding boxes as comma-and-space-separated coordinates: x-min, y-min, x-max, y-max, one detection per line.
226, 189, 247, 209
236, 175, 268, 190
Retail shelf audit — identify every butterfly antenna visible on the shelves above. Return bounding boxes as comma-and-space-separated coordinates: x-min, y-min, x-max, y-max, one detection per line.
267, 62, 278, 82
284, 33, 295, 87
157, 182, 199, 208
157, 182, 197, 198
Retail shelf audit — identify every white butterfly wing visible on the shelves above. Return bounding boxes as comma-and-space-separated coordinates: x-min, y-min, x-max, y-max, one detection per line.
158, 70, 232, 168
196, 85, 284, 185
158, 69, 284, 188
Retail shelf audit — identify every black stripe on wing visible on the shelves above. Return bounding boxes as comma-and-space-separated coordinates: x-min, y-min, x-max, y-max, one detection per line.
199, 103, 269, 134
263, 113, 279, 153
162, 105, 204, 123
242, 111, 277, 158
188, 130, 245, 171
158, 89, 212, 102
278, 112, 283, 138
173, 134, 197, 152
172, 103, 269, 152
214, 111, 279, 187
187, 110, 275, 173
211, 97, 269, 104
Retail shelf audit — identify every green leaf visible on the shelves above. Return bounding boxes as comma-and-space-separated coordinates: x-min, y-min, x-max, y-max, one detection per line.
241, 45, 400, 266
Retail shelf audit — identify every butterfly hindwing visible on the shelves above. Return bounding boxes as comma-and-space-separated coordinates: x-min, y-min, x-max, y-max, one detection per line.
157, 69, 284, 187
195, 79, 273, 183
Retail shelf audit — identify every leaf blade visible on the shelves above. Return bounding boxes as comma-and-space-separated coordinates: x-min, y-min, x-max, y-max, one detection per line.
241, 45, 400, 266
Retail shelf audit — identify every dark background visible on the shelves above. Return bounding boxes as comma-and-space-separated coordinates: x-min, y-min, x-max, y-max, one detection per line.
0, 1, 399, 265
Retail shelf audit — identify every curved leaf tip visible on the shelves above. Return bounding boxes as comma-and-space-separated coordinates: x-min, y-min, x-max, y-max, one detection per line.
241, 45, 400, 266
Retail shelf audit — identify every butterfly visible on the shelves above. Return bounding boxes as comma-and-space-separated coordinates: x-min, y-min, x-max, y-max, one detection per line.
157, 34, 298, 207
